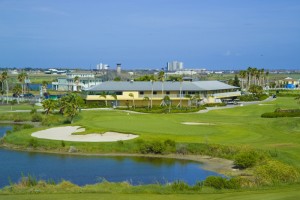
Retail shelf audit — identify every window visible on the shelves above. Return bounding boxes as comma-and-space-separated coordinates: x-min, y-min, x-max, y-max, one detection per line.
116, 91, 123, 95
166, 91, 170, 95
139, 91, 144, 95
153, 91, 157, 95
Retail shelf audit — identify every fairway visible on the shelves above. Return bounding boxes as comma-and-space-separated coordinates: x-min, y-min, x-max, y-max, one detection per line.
72, 97, 300, 166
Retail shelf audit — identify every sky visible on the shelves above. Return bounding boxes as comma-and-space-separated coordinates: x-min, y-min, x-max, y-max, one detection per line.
0, 0, 299, 70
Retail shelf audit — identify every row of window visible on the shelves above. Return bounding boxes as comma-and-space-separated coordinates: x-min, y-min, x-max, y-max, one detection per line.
85, 90, 234, 96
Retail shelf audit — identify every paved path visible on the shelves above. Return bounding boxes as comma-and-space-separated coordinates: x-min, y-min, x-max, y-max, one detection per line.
197, 97, 276, 113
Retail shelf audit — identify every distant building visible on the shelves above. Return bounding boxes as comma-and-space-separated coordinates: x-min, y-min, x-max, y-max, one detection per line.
96, 63, 109, 70
82, 80, 241, 107
52, 71, 102, 91
44, 68, 66, 74
167, 61, 184, 71
116, 63, 121, 75
279, 77, 299, 89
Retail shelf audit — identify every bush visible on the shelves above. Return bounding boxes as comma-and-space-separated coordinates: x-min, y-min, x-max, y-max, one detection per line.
204, 103, 226, 107
138, 140, 166, 154
31, 113, 43, 122
23, 124, 34, 129
254, 160, 300, 185
234, 150, 260, 169
28, 138, 38, 148
204, 176, 242, 189
171, 180, 190, 191
261, 109, 300, 118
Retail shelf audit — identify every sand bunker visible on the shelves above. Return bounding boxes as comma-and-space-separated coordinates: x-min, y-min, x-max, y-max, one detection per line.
31, 126, 138, 142
182, 122, 215, 125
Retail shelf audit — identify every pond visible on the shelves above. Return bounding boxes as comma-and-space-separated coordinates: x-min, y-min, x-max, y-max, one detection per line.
0, 125, 222, 188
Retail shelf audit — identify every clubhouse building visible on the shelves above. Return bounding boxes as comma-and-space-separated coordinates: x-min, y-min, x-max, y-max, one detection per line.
82, 81, 241, 107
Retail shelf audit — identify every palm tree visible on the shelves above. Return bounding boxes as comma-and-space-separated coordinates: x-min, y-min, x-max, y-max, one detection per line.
163, 95, 171, 112
129, 93, 135, 109
100, 92, 107, 107
158, 71, 165, 97
42, 99, 57, 114
111, 94, 117, 107
1, 71, 9, 104
17, 72, 28, 95
239, 70, 247, 90
42, 80, 48, 93
143, 96, 150, 109
62, 93, 84, 123
178, 76, 183, 108
150, 80, 154, 108
74, 76, 80, 91
12, 84, 22, 104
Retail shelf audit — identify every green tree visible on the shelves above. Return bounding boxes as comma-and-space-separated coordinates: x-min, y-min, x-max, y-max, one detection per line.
249, 85, 263, 95
158, 71, 165, 96
17, 72, 27, 95
233, 74, 240, 87
42, 99, 57, 114
113, 76, 121, 81
60, 93, 84, 123
100, 92, 107, 107
111, 94, 117, 107
1, 71, 9, 104
42, 81, 48, 93
129, 93, 135, 109
12, 84, 22, 104
143, 96, 150, 109
74, 76, 80, 91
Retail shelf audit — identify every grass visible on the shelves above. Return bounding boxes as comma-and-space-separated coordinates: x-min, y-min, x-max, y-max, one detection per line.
3, 97, 300, 166
1, 184, 300, 200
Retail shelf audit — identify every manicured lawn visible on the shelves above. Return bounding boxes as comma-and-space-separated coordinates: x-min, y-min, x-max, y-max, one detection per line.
4, 97, 300, 167
1, 185, 300, 200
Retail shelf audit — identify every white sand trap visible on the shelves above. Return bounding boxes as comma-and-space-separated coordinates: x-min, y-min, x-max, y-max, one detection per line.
182, 122, 215, 125
31, 126, 139, 142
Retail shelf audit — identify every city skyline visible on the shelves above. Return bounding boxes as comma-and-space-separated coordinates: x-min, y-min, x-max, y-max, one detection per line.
0, 0, 299, 70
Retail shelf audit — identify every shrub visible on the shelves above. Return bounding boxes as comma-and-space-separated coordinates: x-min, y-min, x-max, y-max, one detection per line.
138, 140, 166, 154
234, 150, 260, 169
261, 109, 300, 118
254, 160, 300, 185
28, 138, 38, 148
61, 140, 66, 147
204, 176, 227, 189
204, 103, 226, 107
31, 113, 43, 122
171, 180, 190, 191
204, 176, 242, 189
23, 124, 34, 129
30, 108, 37, 114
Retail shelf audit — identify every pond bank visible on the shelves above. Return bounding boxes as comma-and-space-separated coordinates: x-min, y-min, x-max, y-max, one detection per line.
0, 143, 241, 176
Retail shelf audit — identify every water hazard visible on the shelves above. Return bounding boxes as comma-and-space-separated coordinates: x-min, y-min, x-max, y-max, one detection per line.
0, 125, 221, 188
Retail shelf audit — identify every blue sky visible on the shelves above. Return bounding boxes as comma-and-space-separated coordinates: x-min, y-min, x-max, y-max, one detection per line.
0, 0, 299, 70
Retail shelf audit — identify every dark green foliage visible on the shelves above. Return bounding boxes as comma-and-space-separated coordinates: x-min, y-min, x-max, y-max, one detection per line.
204, 176, 241, 190
23, 124, 34, 129
234, 150, 260, 169
30, 108, 37, 114
171, 180, 190, 191
31, 113, 43, 122
117, 106, 203, 113
20, 173, 38, 187
204, 103, 226, 107
254, 160, 300, 185
28, 138, 38, 148
240, 94, 268, 101
138, 140, 166, 154
176, 144, 188, 155
261, 108, 300, 118
13, 116, 23, 122
61, 140, 65, 147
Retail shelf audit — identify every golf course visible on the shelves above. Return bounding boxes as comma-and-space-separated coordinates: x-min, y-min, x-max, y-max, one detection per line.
1, 96, 300, 199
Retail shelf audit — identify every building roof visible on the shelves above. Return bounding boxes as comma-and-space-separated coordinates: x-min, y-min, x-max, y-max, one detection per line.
83, 81, 238, 92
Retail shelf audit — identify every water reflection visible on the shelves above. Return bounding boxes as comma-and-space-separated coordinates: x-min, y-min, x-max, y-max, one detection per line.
0, 126, 221, 188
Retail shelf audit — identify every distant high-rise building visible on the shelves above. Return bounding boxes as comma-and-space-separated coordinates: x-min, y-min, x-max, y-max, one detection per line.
167, 61, 184, 71
96, 63, 109, 70
116, 63, 121, 74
